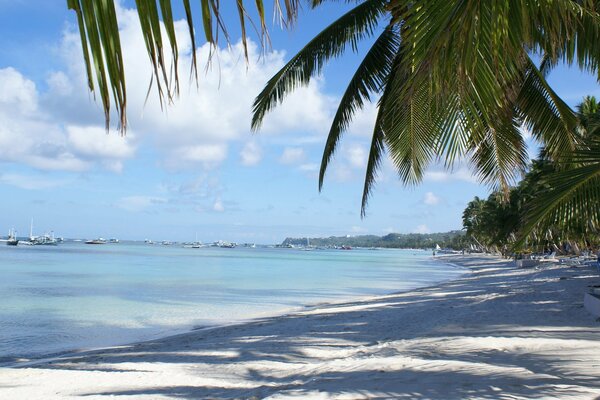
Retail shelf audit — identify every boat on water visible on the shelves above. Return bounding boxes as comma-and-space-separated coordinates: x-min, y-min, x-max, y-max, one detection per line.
183, 242, 203, 248
6, 228, 18, 246
216, 240, 236, 248
26, 219, 58, 246
85, 238, 106, 244
109, 238, 119, 243
31, 233, 58, 246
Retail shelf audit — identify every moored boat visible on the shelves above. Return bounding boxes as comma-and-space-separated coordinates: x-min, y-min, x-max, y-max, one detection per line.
85, 238, 107, 244
31, 233, 58, 246
6, 228, 18, 246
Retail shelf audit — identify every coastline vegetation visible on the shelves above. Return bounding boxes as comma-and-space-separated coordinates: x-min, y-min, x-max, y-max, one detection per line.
463, 96, 600, 256
282, 231, 466, 250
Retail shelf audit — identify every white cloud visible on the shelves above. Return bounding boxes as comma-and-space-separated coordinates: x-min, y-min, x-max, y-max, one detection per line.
67, 126, 135, 160
424, 167, 478, 184
346, 102, 378, 137
0, 173, 69, 190
0, 5, 338, 174
0, 67, 37, 114
240, 141, 262, 166
345, 144, 367, 169
118, 195, 167, 212
329, 163, 355, 183
279, 147, 305, 165
101, 8, 334, 169
414, 224, 430, 234
299, 163, 318, 172
213, 198, 225, 212
0, 67, 134, 173
423, 192, 440, 205
166, 144, 228, 169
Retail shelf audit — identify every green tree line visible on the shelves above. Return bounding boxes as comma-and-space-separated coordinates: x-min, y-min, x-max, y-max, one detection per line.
462, 96, 600, 256
282, 231, 467, 250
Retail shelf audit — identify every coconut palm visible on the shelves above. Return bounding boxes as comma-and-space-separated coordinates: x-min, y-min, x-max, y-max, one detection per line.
577, 95, 600, 138
69, 1, 600, 217
519, 96, 600, 244
251, 0, 600, 216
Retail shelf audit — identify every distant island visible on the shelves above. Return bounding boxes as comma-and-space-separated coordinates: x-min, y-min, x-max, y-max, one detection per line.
281, 231, 466, 249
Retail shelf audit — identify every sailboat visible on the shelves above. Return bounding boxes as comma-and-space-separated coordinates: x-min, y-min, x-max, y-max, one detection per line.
27, 219, 58, 245
6, 228, 18, 246
302, 237, 315, 251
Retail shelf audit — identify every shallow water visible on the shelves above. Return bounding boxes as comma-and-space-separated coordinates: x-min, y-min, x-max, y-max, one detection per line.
0, 242, 462, 361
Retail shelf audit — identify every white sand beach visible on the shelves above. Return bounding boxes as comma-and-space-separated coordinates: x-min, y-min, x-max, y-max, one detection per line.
2, 254, 600, 399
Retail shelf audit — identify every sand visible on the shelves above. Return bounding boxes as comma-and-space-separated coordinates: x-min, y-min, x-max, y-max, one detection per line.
1, 254, 600, 399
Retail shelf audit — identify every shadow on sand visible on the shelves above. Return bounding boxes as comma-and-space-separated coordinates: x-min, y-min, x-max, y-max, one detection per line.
13, 256, 600, 399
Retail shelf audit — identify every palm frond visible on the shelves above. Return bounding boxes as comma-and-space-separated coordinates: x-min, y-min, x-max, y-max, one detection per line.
518, 141, 600, 245
68, 0, 301, 131
68, 0, 126, 130
468, 120, 528, 194
251, 0, 388, 130
516, 56, 579, 159
360, 50, 406, 217
319, 25, 400, 191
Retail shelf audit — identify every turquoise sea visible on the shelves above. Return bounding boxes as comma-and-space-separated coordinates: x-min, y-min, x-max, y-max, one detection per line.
0, 242, 463, 363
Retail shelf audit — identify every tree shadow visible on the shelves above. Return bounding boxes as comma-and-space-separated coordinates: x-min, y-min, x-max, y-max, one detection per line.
13, 256, 600, 399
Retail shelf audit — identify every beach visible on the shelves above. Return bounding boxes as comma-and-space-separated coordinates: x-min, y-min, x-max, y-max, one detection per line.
2, 254, 600, 399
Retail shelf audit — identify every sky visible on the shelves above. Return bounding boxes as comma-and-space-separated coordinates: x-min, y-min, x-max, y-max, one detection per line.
0, 1, 599, 243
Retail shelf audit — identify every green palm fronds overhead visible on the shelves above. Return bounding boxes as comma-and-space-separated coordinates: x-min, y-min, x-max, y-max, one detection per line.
66, 0, 301, 132
252, 0, 600, 216
68, 0, 600, 225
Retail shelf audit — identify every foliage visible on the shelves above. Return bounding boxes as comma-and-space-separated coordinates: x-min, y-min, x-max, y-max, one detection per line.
282, 230, 466, 249
67, 0, 301, 131
517, 96, 600, 245
252, 0, 600, 216
463, 97, 600, 254
67, 1, 600, 230
69, 2, 600, 210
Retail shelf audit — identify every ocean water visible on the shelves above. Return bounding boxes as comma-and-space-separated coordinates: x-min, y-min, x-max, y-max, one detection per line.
0, 242, 463, 363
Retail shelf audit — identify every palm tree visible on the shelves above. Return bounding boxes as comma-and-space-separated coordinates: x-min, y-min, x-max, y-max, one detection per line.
519, 96, 600, 244
69, 1, 600, 217
577, 95, 600, 138
251, 1, 599, 216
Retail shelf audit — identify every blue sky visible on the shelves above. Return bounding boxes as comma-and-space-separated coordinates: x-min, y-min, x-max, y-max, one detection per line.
0, 1, 598, 243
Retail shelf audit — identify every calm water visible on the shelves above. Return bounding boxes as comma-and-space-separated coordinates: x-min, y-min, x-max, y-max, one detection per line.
0, 242, 463, 362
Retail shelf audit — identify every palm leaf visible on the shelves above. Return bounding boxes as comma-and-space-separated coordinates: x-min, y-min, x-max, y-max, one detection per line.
360, 49, 407, 217
68, 0, 301, 130
516, 55, 579, 159
251, 0, 388, 130
319, 25, 400, 191
518, 141, 600, 245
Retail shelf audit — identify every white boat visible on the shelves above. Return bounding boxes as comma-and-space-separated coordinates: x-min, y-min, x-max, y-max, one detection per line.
6, 228, 18, 246
85, 238, 106, 244
109, 238, 119, 243
27, 219, 58, 246
31, 233, 58, 246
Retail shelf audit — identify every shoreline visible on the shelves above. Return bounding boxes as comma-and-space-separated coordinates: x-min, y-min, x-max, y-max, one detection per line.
3, 254, 600, 399
3, 254, 468, 369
